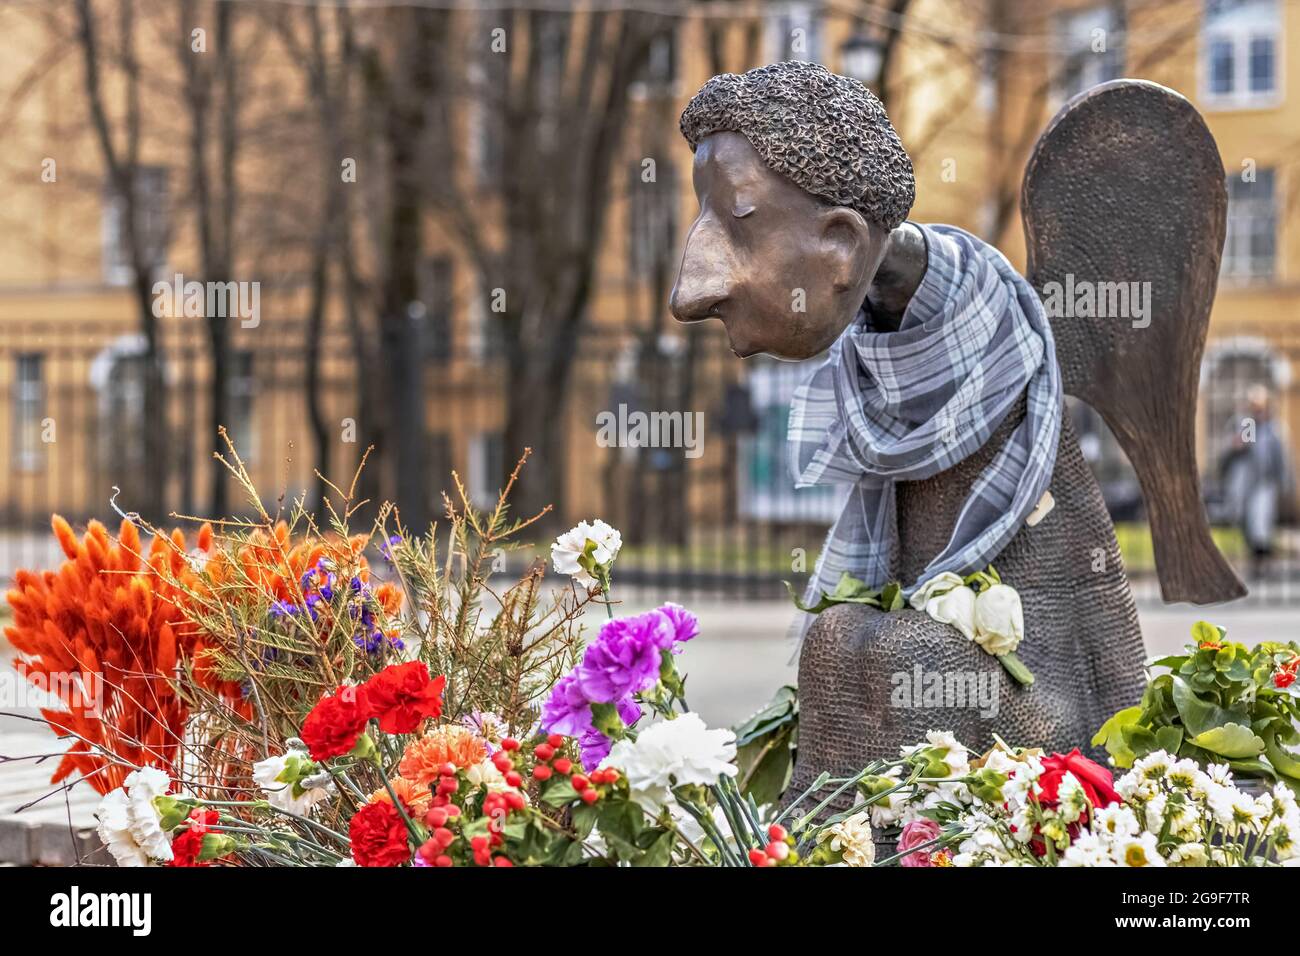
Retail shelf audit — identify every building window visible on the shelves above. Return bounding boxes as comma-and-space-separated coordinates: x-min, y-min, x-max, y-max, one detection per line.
418, 256, 454, 362
468, 432, 505, 509
1055, 5, 1125, 102
1202, 0, 1280, 108
766, 2, 822, 64
227, 350, 256, 463
1223, 168, 1276, 281
101, 166, 169, 286
13, 353, 45, 472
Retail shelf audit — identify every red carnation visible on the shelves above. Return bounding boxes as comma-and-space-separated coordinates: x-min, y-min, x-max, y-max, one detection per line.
349, 800, 411, 867
363, 662, 446, 734
301, 685, 371, 761
169, 808, 220, 868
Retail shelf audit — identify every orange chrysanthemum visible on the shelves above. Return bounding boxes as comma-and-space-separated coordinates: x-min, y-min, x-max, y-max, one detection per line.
368, 777, 432, 816
399, 727, 488, 785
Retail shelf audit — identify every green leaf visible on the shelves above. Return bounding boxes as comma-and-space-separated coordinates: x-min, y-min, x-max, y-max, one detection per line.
570, 802, 599, 841
1148, 655, 1188, 670
786, 572, 886, 614
631, 829, 675, 867
1092, 706, 1141, 767
1190, 723, 1265, 759
737, 730, 795, 807
1155, 725, 1184, 755
1171, 675, 1239, 737
1191, 620, 1225, 645
541, 778, 581, 808
1120, 723, 1159, 760
997, 651, 1034, 686
733, 684, 798, 746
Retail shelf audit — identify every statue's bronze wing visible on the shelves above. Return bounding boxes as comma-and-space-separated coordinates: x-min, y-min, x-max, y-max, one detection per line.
1021, 78, 1246, 604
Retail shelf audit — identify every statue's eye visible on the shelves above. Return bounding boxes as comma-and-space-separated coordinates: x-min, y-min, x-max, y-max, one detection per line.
732, 203, 756, 219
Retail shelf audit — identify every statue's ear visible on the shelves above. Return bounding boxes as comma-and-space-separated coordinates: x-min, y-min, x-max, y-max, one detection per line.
818, 207, 886, 293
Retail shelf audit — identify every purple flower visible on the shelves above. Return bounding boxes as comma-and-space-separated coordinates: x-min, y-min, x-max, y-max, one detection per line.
576, 611, 673, 702
578, 696, 642, 770
657, 603, 700, 648
539, 673, 593, 737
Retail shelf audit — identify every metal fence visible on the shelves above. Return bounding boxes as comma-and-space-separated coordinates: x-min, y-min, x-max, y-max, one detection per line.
0, 318, 1296, 607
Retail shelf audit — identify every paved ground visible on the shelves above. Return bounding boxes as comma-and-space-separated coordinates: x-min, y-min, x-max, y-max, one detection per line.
0, 596, 1294, 862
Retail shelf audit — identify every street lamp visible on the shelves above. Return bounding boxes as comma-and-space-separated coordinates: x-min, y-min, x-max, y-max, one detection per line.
840, 33, 884, 89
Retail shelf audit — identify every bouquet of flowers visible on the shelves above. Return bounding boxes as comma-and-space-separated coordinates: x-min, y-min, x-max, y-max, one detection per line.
9, 446, 1299, 867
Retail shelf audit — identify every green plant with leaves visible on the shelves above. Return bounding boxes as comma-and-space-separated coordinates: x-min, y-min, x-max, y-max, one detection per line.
1094, 621, 1300, 793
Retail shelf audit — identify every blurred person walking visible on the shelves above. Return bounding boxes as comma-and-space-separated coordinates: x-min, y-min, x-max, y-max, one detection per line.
1222, 385, 1294, 577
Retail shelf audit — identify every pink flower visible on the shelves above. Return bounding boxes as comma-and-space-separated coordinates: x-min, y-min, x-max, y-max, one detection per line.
898, 818, 943, 867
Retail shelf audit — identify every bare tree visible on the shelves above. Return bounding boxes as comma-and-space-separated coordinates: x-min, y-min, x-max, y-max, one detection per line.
74, 0, 168, 520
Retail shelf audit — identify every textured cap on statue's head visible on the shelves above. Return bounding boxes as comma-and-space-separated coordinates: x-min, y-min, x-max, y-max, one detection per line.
679, 60, 915, 232
670, 61, 916, 361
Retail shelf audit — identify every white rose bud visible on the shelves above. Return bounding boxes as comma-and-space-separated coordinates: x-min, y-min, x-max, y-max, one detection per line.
973, 583, 1024, 655
923, 585, 978, 642
908, 571, 966, 611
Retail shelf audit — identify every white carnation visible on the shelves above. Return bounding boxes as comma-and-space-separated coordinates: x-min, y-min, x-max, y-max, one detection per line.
605, 712, 736, 815
551, 519, 622, 588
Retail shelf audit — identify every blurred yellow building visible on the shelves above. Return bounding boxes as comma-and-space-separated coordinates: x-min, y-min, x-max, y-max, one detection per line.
0, 1, 1294, 578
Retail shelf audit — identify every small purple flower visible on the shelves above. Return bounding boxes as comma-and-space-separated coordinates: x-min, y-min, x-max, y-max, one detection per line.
539, 673, 593, 737
576, 611, 673, 703
269, 599, 298, 619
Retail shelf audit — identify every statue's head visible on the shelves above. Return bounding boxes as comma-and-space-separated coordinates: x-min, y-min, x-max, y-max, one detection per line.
671, 61, 915, 360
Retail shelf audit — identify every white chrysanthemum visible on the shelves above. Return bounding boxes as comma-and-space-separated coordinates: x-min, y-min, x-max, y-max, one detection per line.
1207, 784, 1261, 832
1056, 773, 1089, 824
822, 811, 875, 867
1092, 804, 1140, 840
95, 768, 176, 867
1112, 831, 1165, 867
1206, 762, 1234, 787
605, 713, 736, 815
1166, 759, 1206, 794
1134, 751, 1173, 782
550, 519, 622, 588
252, 750, 334, 816
1061, 831, 1114, 867
1167, 842, 1209, 867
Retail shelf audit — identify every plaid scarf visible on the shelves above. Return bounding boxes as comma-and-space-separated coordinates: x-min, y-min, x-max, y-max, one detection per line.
789, 222, 1062, 604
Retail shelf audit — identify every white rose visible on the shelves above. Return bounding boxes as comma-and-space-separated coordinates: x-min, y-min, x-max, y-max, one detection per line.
973, 583, 1023, 655
908, 572, 966, 611
922, 585, 978, 642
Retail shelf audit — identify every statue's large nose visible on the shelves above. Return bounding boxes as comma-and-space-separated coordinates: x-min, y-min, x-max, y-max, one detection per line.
669, 218, 732, 323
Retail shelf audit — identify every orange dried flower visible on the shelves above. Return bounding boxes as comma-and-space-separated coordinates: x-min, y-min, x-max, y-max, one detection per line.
399, 727, 488, 785
5, 516, 217, 793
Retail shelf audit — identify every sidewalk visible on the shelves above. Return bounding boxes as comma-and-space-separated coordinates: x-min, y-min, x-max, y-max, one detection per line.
0, 598, 1291, 863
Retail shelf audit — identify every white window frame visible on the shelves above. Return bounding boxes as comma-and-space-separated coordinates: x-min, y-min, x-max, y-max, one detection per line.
1052, 5, 1126, 106
765, 2, 822, 65
1200, 0, 1283, 110
1222, 167, 1278, 283
13, 353, 45, 473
